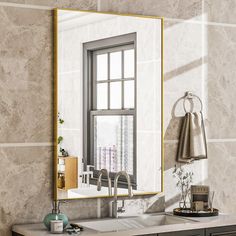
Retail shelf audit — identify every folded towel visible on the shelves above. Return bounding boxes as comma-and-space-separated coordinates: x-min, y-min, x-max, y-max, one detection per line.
177, 111, 207, 163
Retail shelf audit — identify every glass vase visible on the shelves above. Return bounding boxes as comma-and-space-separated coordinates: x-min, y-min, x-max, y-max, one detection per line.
179, 187, 191, 209
43, 212, 68, 230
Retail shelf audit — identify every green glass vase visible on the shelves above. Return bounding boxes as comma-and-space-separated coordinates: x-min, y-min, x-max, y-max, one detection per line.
43, 201, 68, 230
43, 212, 68, 230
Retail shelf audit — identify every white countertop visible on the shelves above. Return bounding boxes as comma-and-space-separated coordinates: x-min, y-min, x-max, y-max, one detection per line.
12, 213, 236, 236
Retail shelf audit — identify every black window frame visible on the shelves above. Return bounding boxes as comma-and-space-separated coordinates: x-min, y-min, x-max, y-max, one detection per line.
83, 33, 137, 188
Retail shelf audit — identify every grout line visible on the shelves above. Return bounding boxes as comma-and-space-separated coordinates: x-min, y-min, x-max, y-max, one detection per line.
164, 139, 236, 144
0, 2, 53, 10
203, 21, 236, 28
165, 17, 204, 24
1, 138, 236, 147
165, 17, 236, 28
0, 142, 53, 147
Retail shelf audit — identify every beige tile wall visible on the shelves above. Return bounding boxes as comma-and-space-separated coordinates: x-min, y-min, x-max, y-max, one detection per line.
98, 0, 236, 216
0, 0, 97, 8
0, 2, 98, 236
99, 0, 203, 20
0, 0, 235, 235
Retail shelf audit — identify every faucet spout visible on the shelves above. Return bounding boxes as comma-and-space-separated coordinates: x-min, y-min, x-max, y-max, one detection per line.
114, 171, 133, 199
97, 169, 112, 196
112, 171, 133, 218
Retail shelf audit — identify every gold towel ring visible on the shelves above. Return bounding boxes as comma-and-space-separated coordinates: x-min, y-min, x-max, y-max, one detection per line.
183, 91, 203, 113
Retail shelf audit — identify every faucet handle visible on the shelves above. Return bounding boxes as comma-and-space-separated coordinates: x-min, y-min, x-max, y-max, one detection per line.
117, 206, 125, 213
117, 200, 126, 213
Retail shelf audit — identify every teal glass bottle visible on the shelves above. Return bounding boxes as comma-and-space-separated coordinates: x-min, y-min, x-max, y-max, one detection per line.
43, 201, 69, 230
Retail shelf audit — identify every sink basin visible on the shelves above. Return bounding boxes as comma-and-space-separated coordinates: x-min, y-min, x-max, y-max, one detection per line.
79, 214, 198, 233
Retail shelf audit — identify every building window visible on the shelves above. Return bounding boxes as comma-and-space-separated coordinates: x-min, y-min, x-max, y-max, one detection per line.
84, 33, 136, 187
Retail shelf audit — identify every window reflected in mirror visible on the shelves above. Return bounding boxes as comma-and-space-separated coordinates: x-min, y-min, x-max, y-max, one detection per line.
94, 115, 134, 176
56, 9, 163, 200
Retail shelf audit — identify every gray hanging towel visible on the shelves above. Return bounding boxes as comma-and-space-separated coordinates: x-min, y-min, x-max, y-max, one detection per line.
177, 111, 207, 163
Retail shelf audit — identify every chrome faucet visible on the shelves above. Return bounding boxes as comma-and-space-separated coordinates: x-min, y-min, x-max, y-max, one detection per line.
111, 171, 133, 218
97, 169, 112, 196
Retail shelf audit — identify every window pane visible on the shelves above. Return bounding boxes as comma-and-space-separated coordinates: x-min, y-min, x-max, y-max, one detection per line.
124, 80, 134, 109
124, 49, 135, 78
110, 51, 122, 80
94, 115, 133, 175
110, 82, 122, 109
97, 83, 108, 109
97, 54, 108, 81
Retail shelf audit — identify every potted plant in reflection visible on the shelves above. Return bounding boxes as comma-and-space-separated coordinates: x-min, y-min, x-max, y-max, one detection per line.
173, 165, 193, 209
58, 112, 68, 157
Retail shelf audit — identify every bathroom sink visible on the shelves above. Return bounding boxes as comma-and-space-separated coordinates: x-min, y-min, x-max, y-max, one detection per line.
79, 214, 198, 233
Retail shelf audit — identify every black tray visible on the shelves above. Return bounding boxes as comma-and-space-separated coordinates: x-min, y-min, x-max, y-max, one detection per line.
173, 208, 219, 217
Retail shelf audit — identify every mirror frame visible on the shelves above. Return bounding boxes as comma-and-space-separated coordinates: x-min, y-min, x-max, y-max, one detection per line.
53, 8, 164, 200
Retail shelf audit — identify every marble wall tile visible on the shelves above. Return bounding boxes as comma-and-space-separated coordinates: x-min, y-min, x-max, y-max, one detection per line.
60, 199, 100, 220
0, 0, 97, 9
101, 195, 165, 217
206, 142, 236, 213
99, 0, 203, 20
0, 146, 52, 236
55, 0, 97, 9
164, 142, 208, 211
0, 0, 24, 3
0, 146, 101, 235
123, 195, 165, 215
164, 20, 205, 73
0, 6, 53, 143
163, 17, 236, 215
0, 2, 97, 236
164, 20, 207, 140
164, 143, 180, 211
206, 25, 236, 139
204, 0, 236, 24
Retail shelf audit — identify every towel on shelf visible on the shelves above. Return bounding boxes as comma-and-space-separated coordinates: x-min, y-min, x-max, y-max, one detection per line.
177, 111, 207, 163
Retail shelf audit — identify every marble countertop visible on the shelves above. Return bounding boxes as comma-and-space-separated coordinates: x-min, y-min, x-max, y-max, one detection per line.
12, 213, 236, 236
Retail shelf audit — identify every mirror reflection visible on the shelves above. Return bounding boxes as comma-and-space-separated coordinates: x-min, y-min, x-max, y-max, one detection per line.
56, 9, 163, 199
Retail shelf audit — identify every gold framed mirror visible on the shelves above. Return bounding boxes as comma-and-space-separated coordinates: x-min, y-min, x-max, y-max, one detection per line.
54, 8, 164, 200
